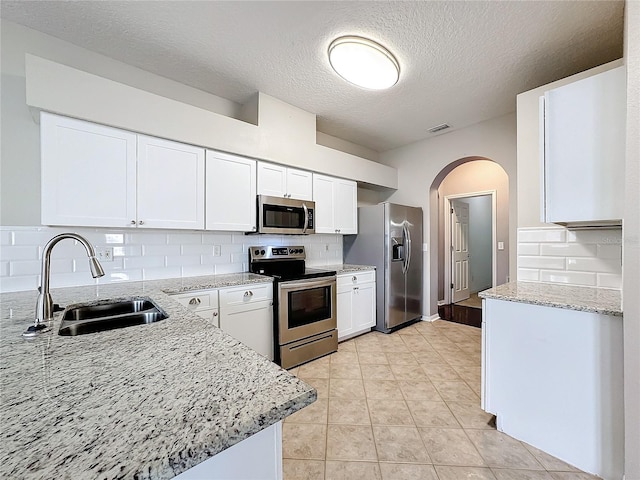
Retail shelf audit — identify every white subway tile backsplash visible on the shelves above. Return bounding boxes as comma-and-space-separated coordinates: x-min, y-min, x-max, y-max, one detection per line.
0, 231, 14, 245
540, 270, 597, 286
0, 276, 38, 292
181, 265, 216, 277
517, 227, 622, 290
539, 243, 597, 257
0, 226, 344, 293
167, 232, 204, 245
125, 232, 167, 245
517, 243, 540, 255
567, 229, 622, 244
123, 256, 166, 269
143, 267, 182, 280
597, 244, 622, 259
215, 263, 244, 275
518, 228, 566, 243
165, 255, 201, 267
181, 244, 215, 256
518, 255, 565, 270
112, 245, 144, 257
1, 246, 40, 260
143, 244, 181, 256
10, 259, 72, 276
597, 273, 622, 289
517, 268, 539, 281
567, 257, 621, 273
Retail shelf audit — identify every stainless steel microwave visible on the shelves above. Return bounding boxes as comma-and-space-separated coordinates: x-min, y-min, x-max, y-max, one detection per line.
257, 195, 315, 234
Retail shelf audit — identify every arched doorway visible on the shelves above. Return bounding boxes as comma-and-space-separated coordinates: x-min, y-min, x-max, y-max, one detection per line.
428, 157, 510, 324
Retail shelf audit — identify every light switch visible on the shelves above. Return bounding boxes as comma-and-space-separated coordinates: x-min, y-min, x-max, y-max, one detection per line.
498, 242, 504, 251
422, 243, 428, 252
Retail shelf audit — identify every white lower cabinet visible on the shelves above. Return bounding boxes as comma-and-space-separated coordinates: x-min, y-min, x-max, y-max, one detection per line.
174, 421, 282, 480
171, 289, 219, 327
482, 298, 623, 480
337, 270, 376, 341
218, 283, 274, 360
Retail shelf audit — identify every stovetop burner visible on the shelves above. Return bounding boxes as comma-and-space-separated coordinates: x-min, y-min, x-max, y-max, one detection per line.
248, 245, 336, 281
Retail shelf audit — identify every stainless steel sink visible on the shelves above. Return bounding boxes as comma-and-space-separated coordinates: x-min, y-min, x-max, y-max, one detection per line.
58, 298, 168, 336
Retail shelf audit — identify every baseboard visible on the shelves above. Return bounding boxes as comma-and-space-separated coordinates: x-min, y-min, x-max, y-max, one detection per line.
423, 314, 440, 322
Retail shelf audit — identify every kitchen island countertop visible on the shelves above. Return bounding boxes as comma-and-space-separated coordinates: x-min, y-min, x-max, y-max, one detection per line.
479, 281, 622, 316
0, 273, 315, 479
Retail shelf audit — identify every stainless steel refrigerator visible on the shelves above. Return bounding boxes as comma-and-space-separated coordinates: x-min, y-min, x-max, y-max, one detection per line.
343, 203, 423, 333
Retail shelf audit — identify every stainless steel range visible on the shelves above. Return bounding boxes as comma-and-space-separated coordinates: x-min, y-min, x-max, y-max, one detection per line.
249, 246, 337, 369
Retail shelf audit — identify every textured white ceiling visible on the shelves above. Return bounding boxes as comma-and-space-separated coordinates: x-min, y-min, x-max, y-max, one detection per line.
0, 1, 624, 152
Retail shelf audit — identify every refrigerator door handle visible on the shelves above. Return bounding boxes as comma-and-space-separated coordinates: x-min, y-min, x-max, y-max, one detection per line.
402, 223, 410, 274
404, 222, 412, 274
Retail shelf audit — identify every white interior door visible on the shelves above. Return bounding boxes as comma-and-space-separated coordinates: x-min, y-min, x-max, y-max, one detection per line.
452, 200, 470, 303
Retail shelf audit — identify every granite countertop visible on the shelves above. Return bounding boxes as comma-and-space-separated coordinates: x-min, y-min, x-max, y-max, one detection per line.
322, 264, 376, 274
478, 281, 622, 316
0, 273, 315, 479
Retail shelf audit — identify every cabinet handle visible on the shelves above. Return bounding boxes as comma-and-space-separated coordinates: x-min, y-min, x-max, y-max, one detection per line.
244, 291, 253, 297
130, 220, 136, 225
139, 220, 144, 225
352, 275, 357, 282
189, 297, 201, 305
213, 311, 218, 317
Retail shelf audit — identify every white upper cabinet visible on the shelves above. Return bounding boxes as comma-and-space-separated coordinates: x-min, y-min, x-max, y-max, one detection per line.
206, 150, 257, 232
312, 173, 357, 234
136, 135, 205, 229
41, 112, 137, 227
41, 113, 205, 229
541, 66, 626, 226
257, 161, 312, 201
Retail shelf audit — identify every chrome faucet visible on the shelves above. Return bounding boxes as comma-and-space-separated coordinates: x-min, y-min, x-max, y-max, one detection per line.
23, 233, 105, 337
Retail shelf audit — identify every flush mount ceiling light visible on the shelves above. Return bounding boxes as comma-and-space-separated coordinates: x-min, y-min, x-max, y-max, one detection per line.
328, 36, 400, 90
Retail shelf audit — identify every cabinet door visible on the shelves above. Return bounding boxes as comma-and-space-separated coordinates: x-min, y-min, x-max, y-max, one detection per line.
353, 282, 376, 330
206, 151, 257, 232
312, 174, 336, 234
337, 285, 354, 340
137, 135, 205, 229
286, 168, 313, 201
543, 66, 625, 224
257, 161, 287, 198
219, 301, 274, 360
41, 112, 136, 227
334, 179, 357, 234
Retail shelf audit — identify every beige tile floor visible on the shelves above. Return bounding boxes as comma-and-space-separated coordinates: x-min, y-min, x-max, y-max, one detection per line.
283, 320, 601, 480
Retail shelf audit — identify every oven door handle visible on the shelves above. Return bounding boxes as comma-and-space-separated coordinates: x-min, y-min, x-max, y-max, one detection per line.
302, 203, 309, 234
279, 277, 335, 291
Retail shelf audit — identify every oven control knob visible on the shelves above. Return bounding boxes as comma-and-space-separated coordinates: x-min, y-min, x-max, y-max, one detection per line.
297, 249, 303, 254
254, 249, 260, 255
289, 249, 293, 254
260, 250, 265, 255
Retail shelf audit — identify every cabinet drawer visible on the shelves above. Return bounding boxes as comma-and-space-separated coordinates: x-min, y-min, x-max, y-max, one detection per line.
219, 283, 273, 307
337, 270, 375, 287
171, 289, 219, 310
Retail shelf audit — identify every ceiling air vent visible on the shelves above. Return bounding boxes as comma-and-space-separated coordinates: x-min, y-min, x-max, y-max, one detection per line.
427, 123, 450, 133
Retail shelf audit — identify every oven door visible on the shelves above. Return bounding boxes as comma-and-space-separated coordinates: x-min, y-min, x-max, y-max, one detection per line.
278, 276, 336, 345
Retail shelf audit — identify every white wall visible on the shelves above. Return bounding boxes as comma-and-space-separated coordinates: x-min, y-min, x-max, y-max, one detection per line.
380, 114, 518, 316
466, 195, 493, 293
623, 2, 640, 478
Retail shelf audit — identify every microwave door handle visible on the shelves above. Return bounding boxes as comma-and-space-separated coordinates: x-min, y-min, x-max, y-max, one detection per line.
302, 203, 309, 233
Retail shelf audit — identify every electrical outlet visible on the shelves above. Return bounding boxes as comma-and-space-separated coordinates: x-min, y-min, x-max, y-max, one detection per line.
213, 245, 221, 256
498, 241, 505, 251
95, 246, 114, 262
